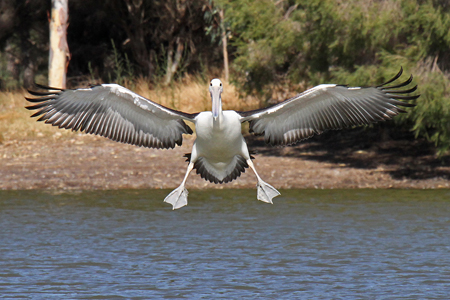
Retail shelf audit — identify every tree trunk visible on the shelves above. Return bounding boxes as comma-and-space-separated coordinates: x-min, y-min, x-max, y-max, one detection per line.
219, 9, 229, 82
49, 0, 69, 88
164, 39, 184, 85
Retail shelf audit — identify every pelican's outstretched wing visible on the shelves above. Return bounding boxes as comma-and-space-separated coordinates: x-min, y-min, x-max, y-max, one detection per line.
26, 84, 198, 149
238, 68, 419, 146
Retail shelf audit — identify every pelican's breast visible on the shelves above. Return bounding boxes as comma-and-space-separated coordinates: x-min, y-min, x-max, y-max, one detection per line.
195, 111, 243, 158
192, 111, 249, 183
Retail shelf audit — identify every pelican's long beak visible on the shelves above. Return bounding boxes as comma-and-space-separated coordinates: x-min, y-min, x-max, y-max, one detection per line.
211, 88, 222, 119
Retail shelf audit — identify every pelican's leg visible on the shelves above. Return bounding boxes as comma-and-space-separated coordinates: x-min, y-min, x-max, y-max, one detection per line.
164, 162, 194, 210
246, 159, 281, 204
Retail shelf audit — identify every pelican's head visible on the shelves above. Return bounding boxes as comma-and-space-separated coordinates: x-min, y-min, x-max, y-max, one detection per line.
209, 79, 223, 119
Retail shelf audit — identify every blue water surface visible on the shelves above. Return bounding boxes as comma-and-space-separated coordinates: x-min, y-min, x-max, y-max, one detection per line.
0, 189, 449, 299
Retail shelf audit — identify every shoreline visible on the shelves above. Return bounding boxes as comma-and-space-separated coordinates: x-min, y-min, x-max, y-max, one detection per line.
1, 128, 449, 191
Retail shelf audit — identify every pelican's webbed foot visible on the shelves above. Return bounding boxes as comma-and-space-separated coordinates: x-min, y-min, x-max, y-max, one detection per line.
256, 180, 281, 204
164, 186, 189, 210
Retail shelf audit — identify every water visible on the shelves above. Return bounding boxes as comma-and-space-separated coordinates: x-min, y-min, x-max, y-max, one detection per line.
1, 189, 449, 299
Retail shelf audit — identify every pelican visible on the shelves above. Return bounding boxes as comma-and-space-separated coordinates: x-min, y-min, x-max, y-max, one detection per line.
26, 68, 418, 209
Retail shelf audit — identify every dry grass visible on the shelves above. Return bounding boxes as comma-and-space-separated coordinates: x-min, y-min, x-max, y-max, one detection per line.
0, 75, 262, 143
133, 74, 260, 113
0, 89, 71, 143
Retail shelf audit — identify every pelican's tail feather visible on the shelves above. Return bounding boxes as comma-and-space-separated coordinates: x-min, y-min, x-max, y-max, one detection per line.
164, 186, 189, 210
256, 180, 281, 204
193, 155, 248, 184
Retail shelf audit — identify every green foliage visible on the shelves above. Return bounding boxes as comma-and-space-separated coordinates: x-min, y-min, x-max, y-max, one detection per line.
108, 40, 135, 87
408, 60, 450, 156
204, 1, 223, 43
221, 0, 450, 154
220, 0, 304, 92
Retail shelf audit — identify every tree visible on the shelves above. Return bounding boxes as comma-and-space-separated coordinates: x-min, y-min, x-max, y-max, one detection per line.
49, 0, 70, 88
0, 0, 49, 89
220, 9, 229, 82
108, 0, 214, 84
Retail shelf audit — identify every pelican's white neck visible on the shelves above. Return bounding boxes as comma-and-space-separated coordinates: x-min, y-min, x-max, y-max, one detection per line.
209, 78, 224, 126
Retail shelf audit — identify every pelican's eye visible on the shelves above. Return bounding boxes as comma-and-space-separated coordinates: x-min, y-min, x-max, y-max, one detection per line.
210, 83, 212, 86
220, 83, 222, 86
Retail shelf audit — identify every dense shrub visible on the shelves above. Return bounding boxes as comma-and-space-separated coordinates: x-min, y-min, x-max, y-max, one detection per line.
220, 0, 450, 154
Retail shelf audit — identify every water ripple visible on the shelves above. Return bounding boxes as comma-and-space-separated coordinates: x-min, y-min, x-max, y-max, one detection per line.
0, 189, 449, 299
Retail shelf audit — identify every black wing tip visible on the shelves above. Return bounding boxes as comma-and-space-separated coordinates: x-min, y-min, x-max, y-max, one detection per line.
381, 75, 414, 91
396, 101, 417, 108
33, 82, 64, 91
26, 82, 63, 104
376, 67, 404, 88
376, 67, 420, 102
389, 94, 420, 100
27, 90, 58, 97
25, 95, 58, 103
384, 85, 418, 94
25, 105, 38, 111
186, 124, 194, 134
